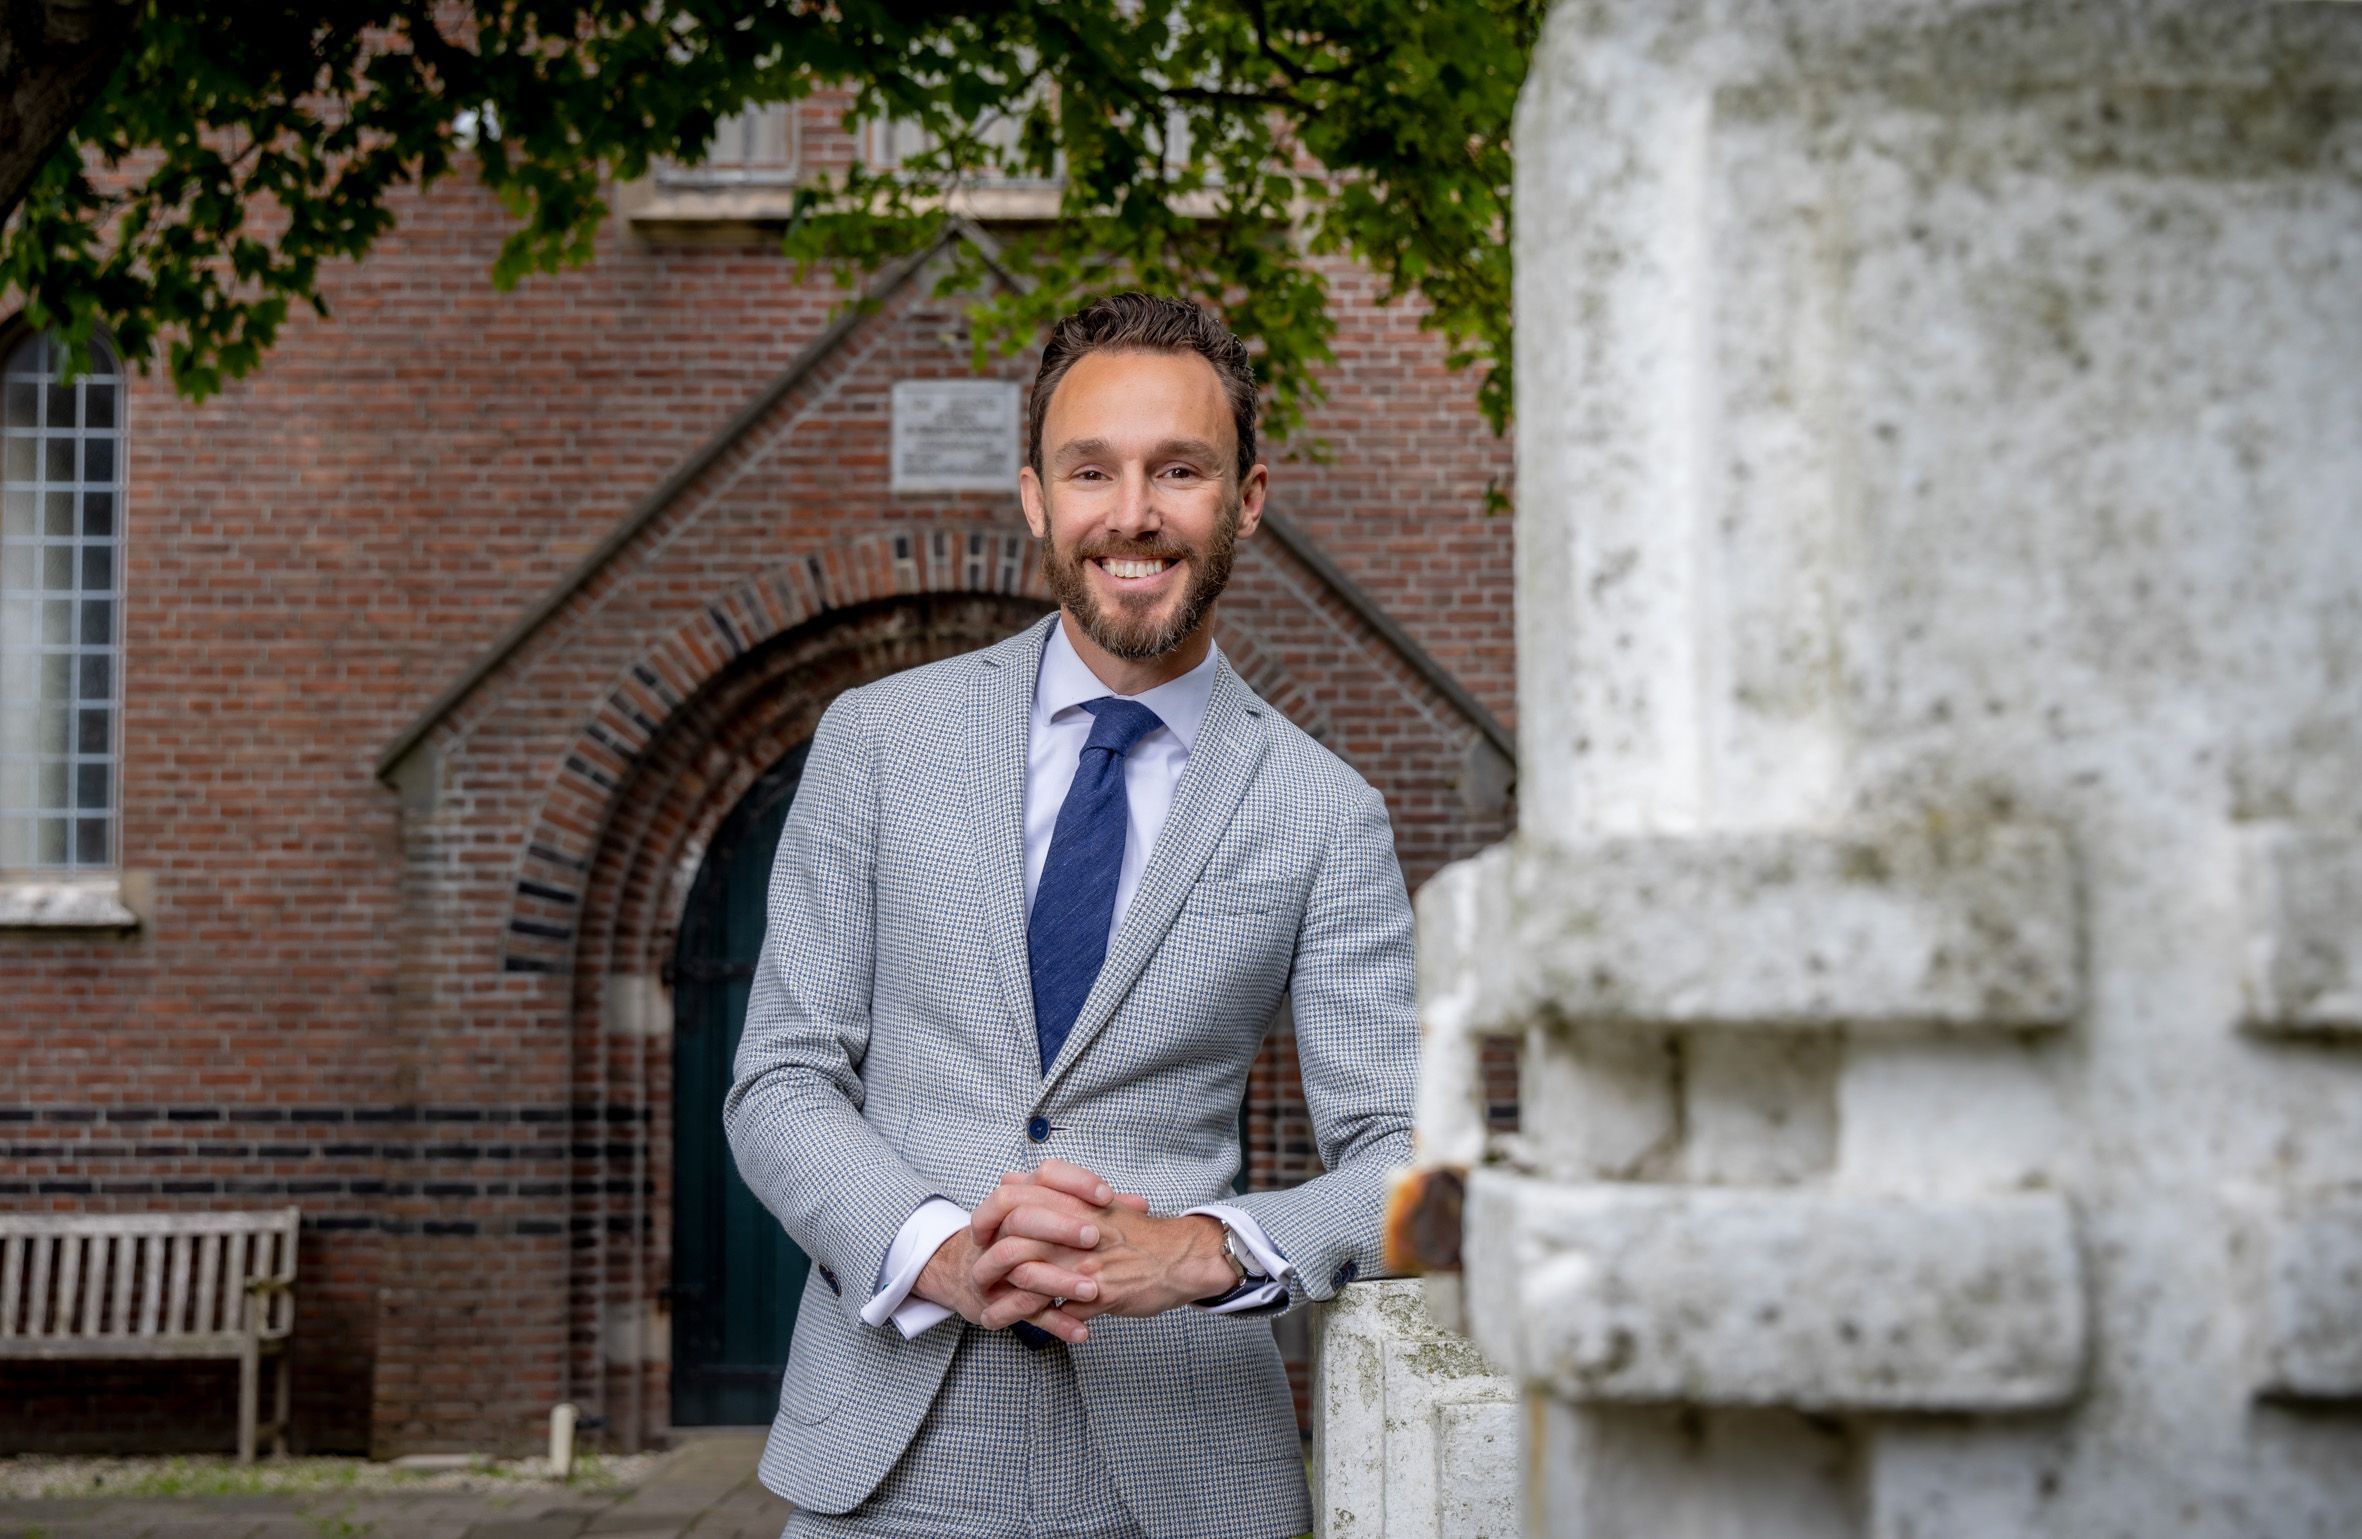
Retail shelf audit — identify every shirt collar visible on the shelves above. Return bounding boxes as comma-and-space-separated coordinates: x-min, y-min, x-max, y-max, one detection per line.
1035, 616, 1221, 753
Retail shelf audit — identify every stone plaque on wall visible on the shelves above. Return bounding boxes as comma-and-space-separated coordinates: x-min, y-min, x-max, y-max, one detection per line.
891, 379, 1019, 492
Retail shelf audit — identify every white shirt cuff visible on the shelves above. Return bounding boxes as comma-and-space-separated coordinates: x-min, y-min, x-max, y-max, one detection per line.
1185, 1202, 1293, 1313
861, 1196, 971, 1339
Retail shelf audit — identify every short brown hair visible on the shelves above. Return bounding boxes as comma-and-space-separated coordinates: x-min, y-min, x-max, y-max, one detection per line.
1028, 293, 1260, 485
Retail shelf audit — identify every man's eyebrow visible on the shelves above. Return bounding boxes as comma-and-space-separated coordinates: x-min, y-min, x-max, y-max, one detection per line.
1050, 436, 1224, 468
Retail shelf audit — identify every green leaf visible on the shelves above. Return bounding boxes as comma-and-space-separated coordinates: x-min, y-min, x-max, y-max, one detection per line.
2, 0, 1542, 434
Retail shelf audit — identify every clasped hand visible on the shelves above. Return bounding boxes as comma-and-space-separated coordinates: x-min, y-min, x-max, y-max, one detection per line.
912, 1159, 1233, 1346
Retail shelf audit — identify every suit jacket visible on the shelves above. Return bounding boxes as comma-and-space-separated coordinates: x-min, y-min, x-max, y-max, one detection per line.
723, 612, 1418, 1535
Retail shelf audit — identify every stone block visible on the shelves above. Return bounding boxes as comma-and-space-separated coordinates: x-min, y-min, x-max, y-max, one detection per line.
1311, 1279, 1519, 1539
2239, 827, 2362, 1034
1433, 1398, 1519, 1539
1528, 1401, 1860, 1539
2257, 1196, 2362, 1399
1461, 1172, 2085, 1412
1417, 824, 2082, 1039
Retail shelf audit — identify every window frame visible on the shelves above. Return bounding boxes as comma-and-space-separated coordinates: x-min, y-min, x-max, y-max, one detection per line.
0, 317, 129, 884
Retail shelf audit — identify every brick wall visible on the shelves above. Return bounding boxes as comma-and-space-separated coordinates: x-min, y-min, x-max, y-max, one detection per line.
1, 144, 1517, 1456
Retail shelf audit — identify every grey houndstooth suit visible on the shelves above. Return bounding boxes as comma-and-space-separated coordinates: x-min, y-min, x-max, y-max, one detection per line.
723, 611, 1418, 1536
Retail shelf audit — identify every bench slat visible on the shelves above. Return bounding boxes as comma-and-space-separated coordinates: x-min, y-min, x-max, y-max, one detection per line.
231, 1232, 253, 1332
1, 1235, 22, 1337
80, 1233, 109, 1334
140, 1231, 164, 1336
26, 1237, 53, 1338
0, 1213, 300, 1238
110, 1233, 134, 1335
2, 1333, 285, 1362
164, 1233, 192, 1336
194, 1233, 220, 1336
57, 1235, 85, 1336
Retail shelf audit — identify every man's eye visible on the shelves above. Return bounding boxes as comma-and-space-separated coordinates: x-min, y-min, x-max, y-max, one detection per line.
1161, 465, 1201, 479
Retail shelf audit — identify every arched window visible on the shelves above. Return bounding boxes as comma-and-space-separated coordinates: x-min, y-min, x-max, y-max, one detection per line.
0, 329, 123, 870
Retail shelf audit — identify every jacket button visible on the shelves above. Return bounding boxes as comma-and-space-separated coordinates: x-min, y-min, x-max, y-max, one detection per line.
1026, 1116, 1051, 1143
818, 1266, 841, 1296
1331, 1260, 1359, 1290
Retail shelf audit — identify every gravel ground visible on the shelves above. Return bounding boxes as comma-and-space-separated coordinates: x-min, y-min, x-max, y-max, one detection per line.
0, 1450, 663, 1502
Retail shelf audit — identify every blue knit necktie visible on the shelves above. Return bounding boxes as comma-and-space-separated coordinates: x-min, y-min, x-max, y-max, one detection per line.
1027, 696, 1166, 1074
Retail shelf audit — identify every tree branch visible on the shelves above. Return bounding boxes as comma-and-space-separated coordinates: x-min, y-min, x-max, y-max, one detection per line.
0, 0, 144, 224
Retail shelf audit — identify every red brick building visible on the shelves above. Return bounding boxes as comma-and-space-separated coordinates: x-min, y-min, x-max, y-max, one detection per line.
0, 114, 1516, 1457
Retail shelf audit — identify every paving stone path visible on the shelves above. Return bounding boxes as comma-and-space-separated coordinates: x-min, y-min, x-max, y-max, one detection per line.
0, 1431, 791, 1539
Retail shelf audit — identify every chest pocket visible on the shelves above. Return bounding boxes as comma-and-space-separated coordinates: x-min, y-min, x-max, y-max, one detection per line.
1179, 877, 1297, 919
1166, 878, 1302, 1003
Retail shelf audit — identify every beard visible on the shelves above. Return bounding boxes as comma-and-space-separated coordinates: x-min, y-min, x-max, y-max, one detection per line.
1037, 491, 1240, 661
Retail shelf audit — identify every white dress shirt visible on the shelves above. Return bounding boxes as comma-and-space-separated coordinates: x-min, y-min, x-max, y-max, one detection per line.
862, 621, 1295, 1337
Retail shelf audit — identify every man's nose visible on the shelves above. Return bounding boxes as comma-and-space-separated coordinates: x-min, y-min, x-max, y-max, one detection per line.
1107, 466, 1161, 536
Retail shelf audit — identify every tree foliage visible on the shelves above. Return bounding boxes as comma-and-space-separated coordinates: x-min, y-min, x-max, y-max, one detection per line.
1, 0, 1542, 444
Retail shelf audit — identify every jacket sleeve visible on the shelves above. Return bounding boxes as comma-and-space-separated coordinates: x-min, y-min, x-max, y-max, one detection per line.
721, 687, 942, 1322
1220, 778, 1418, 1314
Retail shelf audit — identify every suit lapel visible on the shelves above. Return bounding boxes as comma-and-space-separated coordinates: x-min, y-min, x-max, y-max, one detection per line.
1036, 655, 1270, 1099
966, 614, 1058, 1071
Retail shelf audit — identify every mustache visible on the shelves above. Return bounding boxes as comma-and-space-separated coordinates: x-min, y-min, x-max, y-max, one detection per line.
1076, 540, 1192, 563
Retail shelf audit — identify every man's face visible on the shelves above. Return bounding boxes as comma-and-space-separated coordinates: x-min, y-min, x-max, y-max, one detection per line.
1019, 349, 1267, 661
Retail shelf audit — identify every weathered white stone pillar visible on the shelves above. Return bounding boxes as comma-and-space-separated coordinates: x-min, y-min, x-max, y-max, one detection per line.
1418, 3, 2362, 1535
1311, 1281, 1519, 1539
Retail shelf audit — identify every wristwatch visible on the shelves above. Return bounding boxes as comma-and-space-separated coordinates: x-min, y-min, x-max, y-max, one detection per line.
1219, 1221, 1265, 1284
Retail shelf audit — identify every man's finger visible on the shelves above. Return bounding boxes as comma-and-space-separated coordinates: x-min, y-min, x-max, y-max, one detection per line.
1030, 1159, 1116, 1207
969, 1181, 1101, 1248
1111, 1192, 1151, 1213
972, 1234, 1093, 1294
995, 1201, 1100, 1250
977, 1284, 1055, 1331
969, 1235, 1049, 1294
1005, 1258, 1100, 1303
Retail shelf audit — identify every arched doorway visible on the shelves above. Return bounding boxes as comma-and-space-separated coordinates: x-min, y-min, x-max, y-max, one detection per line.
669, 737, 813, 1426
522, 571, 1333, 1445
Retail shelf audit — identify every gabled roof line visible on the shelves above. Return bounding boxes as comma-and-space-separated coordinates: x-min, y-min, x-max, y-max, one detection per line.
1254, 507, 1515, 763
375, 219, 1015, 782
375, 217, 1514, 782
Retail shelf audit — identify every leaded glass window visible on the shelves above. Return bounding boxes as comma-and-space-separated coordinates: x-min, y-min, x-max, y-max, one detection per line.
0, 331, 123, 870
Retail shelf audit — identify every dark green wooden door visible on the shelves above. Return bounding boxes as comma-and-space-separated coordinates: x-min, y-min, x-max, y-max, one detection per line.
671, 739, 813, 1426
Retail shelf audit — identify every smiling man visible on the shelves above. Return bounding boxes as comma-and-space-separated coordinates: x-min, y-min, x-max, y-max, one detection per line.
726, 293, 1418, 1538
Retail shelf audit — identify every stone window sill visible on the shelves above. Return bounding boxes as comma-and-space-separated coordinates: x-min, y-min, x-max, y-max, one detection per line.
614, 178, 1221, 227
0, 873, 146, 932
620, 178, 1065, 225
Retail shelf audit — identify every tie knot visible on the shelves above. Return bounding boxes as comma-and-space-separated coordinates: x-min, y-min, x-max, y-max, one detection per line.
1078, 696, 1165, 758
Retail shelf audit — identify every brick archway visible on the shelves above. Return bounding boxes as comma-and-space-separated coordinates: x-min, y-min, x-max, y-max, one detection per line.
504, 523, 1043, 973
565, 589, 1049, 1446
512, 524, 1338, 1445
502, 522, 1332, 975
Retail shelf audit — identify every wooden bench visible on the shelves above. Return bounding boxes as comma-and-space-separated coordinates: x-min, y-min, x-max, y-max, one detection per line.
0, 1208, 299, 1462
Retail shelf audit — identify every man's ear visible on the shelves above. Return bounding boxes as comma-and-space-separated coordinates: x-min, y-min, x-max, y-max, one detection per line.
1018, 465, 1050, 539
1235, 462, 1269, 540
